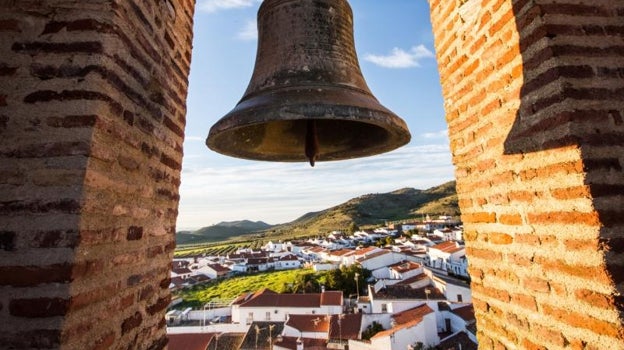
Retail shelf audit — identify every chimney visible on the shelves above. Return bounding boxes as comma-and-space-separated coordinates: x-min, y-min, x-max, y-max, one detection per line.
296, 337, 304, 350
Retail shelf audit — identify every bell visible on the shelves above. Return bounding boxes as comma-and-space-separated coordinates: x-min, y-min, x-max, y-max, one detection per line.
206, 0, 411, 166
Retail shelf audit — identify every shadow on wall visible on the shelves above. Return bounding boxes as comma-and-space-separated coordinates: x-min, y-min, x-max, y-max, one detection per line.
504, 1, 624, 305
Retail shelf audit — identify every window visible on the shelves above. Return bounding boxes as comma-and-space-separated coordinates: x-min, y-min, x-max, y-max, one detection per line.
457, 294, 463, 302
381, 303, 387, 313
266, 311, 271, 320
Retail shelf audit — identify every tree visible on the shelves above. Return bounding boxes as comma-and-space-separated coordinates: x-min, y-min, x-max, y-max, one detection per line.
347, 222, 359, 234
361, 321, 384, 340
386, 236, 395, 246
322, 265, 370, 297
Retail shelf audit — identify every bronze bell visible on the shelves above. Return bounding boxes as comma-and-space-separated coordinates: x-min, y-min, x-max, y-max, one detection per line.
206, 0, 411, 166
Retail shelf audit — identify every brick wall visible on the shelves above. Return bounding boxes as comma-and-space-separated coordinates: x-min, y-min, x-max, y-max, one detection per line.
429, 0, 624, 349
0, 1, 194, 349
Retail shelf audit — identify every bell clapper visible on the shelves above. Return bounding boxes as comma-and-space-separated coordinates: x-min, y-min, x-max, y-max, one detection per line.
305, 119, 320, 167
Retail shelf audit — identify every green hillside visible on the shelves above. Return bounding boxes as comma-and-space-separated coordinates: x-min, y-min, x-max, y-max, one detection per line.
267, 181, 459, 237
176, 220, 272, 245
175, 181, 459, 246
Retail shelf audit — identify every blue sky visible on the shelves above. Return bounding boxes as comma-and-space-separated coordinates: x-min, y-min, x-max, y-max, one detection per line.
177, 0, 454, 230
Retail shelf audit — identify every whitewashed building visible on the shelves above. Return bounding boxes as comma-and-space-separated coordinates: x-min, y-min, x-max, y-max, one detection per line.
230, 289, 343, 324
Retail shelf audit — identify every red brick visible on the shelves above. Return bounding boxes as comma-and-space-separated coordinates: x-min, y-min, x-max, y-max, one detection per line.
535, 257, 612, 284
467, 247, 503, 261
463, 212, 497, 224
508, 190, 538, 202
121, 312, 143, 334
10, 298, 70, 317
551, 186, 590, 200
508, 253, 533, 267
564, 239, 599, 251
487, 232, 514, 245
574, 289, 615, 309
92, 332, 115, 350
499, 214, 522, 225
531, 324, 566, 348
542, 304, 621, 337
515, 234, 540, 246
71, 282, 121, 311
522, 338, 548, 350
511, 293, 538, 312
146, 296, 170, 316
0, 264, 72, 286
523, 277, 551, 293
527, 211, 600, 226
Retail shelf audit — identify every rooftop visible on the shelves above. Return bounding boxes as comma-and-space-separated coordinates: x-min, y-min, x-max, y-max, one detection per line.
232, 288, 342, 308
372, 285, 445, 300
430, 241, 464, 254
167, 333, 214, 350
328, 313, 362, 340
285, 314, 330, 333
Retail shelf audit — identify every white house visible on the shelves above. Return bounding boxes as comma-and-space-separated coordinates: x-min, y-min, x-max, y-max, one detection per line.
427, 241, 465, 272
349, 304, 439, 350
274, 254, 301, 270
367, 283, 445, 315
446, 304, 477, 342
197, 263, 230, 279
357, 250, 403, 272
230, 288, 343, 324
263, 241, 287, 253
431, 273, 472, 303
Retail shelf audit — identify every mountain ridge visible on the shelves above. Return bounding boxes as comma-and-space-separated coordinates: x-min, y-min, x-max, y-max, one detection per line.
176, 181, 458, 245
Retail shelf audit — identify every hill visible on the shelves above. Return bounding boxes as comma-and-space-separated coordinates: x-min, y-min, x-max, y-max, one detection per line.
266, 181, 458, 237
176, 220, 272, 245
175, 181, 459, 245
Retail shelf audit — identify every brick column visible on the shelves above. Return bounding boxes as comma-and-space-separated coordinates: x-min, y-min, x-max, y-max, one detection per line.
429, 0, 623, 348
0, 1, 194, 349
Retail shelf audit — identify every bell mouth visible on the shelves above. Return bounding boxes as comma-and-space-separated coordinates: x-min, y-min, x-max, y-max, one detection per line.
206, 86, 411, 163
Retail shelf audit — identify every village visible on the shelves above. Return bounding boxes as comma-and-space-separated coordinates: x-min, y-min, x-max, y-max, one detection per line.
165, 216, 476, 350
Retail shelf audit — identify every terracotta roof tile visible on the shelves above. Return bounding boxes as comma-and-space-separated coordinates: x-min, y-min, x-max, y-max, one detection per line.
328, 313, 362, 340
207, 263, 230, 273
235, 289, 341, 308
389, 261, 421, 273
273, 336, 327, 350
286, 314, 330, 333
392, 303, 434, 326
328, 249, 354, 257
452, 304, 476, 323
371, 304, 434, 340
431, 241, 464, 254
167, 333, 214, 350
395, 273, 429, 286
320, 291, 342, 306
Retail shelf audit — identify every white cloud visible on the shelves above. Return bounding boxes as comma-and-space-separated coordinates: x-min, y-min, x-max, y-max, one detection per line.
421, 129, 448, 139
364, 45, 434, 69
176, 142, 454, 229
185, 136, 205, 142
237, 19, 258, 40
197, 0, 260, 13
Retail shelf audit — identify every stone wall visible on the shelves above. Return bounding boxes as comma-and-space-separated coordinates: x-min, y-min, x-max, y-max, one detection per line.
0, 0, 194, 348
429, 0, 624, 348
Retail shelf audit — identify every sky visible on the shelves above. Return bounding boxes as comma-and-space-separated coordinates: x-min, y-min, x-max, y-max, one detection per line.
177, 0, 454, 230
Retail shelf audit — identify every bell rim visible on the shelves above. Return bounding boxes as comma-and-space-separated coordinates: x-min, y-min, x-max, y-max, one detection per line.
206, 87, 412, 163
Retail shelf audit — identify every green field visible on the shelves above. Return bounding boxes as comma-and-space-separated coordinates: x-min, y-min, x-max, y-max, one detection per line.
176, 268, 316, 308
